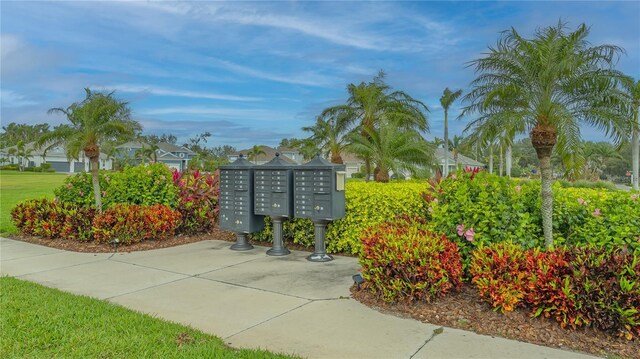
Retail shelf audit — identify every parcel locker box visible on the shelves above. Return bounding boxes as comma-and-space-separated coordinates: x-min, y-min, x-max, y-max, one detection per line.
219, 156, 265, 233
293, 156, 346, 221
254, 154, 295, 218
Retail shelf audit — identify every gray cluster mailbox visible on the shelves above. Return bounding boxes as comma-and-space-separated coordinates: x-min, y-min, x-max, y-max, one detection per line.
294, 155, 346, 261
255, 154, 294, 256
219, 155, 264, 250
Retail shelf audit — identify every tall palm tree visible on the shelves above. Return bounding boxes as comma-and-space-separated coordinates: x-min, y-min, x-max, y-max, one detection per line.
348, 122, 434, 182
621, 77, 640, 190
464, 22, 627, 247
37, 88, 140, 211
247, 145, 266, 164
320, 71, 429, 179
448, 135, 465, 169
440, 88, 463, 176
302, 112, 352, 164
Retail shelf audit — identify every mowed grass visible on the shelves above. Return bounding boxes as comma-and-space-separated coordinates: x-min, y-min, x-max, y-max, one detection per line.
0, 170, 67, 234
0, 277, 297, 359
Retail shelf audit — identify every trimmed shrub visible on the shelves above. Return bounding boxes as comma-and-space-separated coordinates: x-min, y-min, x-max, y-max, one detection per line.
54, 172, 109, 207
92, 204, 181, 244
173, 169, 219, 234
469, 241, 528, 312
11, 199, 95, 241
104, 164, 178, 208
359, 216, 463, 303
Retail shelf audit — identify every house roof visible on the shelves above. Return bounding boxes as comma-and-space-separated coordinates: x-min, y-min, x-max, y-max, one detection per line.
434, 148, 485, 167
116, 141, 195, 155
231, 146, 296, 164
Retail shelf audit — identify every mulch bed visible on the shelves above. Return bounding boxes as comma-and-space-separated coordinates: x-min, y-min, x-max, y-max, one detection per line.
351, 285, 639, 359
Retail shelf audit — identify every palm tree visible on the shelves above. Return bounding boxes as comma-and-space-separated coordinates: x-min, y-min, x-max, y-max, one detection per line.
247, 145, 266, 164
464, 22, 627, 247
37, 88, 140, 211
348, 122, 434, 182
621, 77, 640, 190
8, 141, 33, 171
303, 113, 352, 164
135, 143, 159, 163
440, 88, 463, 176
448, 135, 465, 169
320, 71, 429, 179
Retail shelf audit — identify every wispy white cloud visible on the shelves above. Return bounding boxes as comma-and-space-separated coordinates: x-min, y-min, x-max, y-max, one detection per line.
102, 84, 262, 102
206, 58, 335, 87
0, 89, 38, 107
140, 106, 292, 120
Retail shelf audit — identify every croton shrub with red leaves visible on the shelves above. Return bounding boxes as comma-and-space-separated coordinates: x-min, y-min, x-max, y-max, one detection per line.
172, 169, 219, 234
11, 199, 96, 241
359, 215, 463, 303
470, 242, 639, 339
92, 204, 181, 244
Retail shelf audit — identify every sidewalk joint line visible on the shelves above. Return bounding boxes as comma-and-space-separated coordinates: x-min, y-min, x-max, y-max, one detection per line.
408, 328, 442, 359
223, 301, 313, 340
103, 276, 191, 300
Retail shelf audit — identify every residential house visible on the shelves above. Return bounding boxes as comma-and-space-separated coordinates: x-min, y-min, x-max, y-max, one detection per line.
115, 141, 196, 171
0, 141, 112, 172
435, 148, 485, 174
228, 146, 300, 165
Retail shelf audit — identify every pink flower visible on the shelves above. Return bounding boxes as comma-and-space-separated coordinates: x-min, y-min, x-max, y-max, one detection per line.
160, 175, 166, 181
451, 174, 457, 180
592, 208, 602, 217
147, 170, 152, 175
79, 191, 84, 196
456, 224, 465, 236
105, 176, 110, 182
631, 194, 639, 201
514, 185, 521, 193
102, 191, 107, 196
428, 207, 433, 214
577, 198, 587, 206
464, 228, 475, 242
432, 198, 438, 204
66, 183, 72, 189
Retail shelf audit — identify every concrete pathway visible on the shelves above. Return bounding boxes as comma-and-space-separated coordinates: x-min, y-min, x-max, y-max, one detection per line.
1, 238, 597, 359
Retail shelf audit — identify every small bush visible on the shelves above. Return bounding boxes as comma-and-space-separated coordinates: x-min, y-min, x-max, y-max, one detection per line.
106, 164, 178, 208
469, 241, 528, 312
359, 216, 463, 303
54, 172, 109, 207
92, 204, 181, 244
1, 164, 19, 170
173, 169, 219, 234
11, 199, 95, 241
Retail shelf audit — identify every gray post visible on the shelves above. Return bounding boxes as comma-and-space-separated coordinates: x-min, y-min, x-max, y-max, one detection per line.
307, 219, 333, 262
230, 233, 253, 251
267, 216, 290, 256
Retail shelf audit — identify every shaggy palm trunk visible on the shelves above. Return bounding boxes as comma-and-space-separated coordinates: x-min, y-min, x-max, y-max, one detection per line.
330, 151, 344, 164
531, 124, 557, 248
375, 166, 389, 182
632, 118, 639, 190
489, 146, 494, 174
443, 110, 449, 176
506, 144, 512, 178
90, 156, 102, 212
499, 145, 504, 176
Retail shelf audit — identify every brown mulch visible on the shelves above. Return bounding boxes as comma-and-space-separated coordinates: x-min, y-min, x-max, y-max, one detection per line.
351, 285, 639, 359
6, 227, 236, 253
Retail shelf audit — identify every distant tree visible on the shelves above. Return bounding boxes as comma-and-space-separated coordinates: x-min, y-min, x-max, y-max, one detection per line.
620, 77, 640, 190
143, 133, 177, 145
0, 123, 50, 148
8, 141, 33, 171
440, 88, 463, 176
247, 145, 266, 164
38, 89, 140, 211
183, 131, 212, 156
303, 112, 352, 164
135, 143, 159, 163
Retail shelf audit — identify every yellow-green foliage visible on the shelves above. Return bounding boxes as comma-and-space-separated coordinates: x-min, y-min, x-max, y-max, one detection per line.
326, 181, 426, 254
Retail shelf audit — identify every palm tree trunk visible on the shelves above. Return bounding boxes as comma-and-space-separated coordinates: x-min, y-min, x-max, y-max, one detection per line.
506, 144, 512, 178
330, 151, 344, 164
499, 145, 504, 176
539, 154, 553, 248
632, 117, 639, 190
90, 156, 103, 212
374, 166, 389, 182
489, 146, 494, 174
443, 111, 449, 176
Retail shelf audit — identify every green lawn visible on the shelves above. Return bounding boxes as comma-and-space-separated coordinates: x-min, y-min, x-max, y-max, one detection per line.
0, 170, 68, 234
0, 277, 296, 358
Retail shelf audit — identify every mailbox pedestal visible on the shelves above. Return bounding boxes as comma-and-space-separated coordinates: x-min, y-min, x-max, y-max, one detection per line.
293, 155, 346, 262
219, 155, 264, 251
255, 153, 295, 256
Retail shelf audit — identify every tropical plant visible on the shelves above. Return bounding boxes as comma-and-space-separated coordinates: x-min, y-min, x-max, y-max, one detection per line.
8, 141, 33, 171
348, 122, 434, 182
302, 113, 352, 164
320, 71, 429, 179
37, 88, 141, 211
463, 22, 627, 247
246, 145, 266, 164
440, 88, 463, 176
620, 77, 640, 190
135, 143, 159, 163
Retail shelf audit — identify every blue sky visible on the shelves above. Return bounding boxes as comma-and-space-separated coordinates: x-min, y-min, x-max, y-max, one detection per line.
2, 1, 639, 150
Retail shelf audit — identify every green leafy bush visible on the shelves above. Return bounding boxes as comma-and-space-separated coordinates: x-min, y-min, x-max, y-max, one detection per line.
104, 164, 178, 208
173, 169, 219, 234
92, 204, 181, 244
54, 172, 109, 207
359, 216, 463, 303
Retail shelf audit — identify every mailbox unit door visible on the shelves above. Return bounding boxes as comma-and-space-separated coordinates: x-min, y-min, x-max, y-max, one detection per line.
294, 170, 313, 218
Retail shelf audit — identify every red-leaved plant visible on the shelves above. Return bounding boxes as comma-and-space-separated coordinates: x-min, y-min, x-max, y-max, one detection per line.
172, 169, 220, 234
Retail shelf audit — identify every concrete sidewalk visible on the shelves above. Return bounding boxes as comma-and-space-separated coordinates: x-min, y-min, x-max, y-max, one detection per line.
1, 237, 596, 359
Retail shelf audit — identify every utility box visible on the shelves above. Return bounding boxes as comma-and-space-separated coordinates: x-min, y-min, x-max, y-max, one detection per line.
293, 156, 346, 221
254, 154, 295, 218
219, 155, 264, 235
